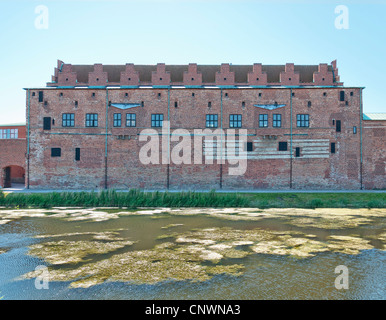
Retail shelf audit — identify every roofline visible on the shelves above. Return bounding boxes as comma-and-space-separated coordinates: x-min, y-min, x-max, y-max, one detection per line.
23, 86, 366, 90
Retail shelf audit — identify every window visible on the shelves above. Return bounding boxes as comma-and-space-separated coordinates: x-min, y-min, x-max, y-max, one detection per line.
242, 101, 245, 108
75, 148, 80, 161
308, 101, 312, 107
113, 113, 121, 127
339, 91, 345, 101
0, 129, 18, 139
323, 92, 327, 97
258, 93, 262, 97
126, 113, 136, 127
43, 117, 51, 130
336, 120, 341, 132
38, 91, 44, 102
350, 92, 354, 96
75, 101, 78, 107
259, 114, 268, 127
273, 114, 282, 127
92, 92, 96, 97
208, 101, 212, 108
353, 126, 357, 134
246, 142, 253, 152
225, 93, 228, 97
295, 147, 300, 157
278, 142, 288, 151
331, 142, 336, 154
51, 148, 61, 157
229, 114, 242, 128
62, 113, 75, 127
174, 101, 178, 108
158, 93, 161, 98
297, 114, 309, 127
206, 114, 218, 128
86, 113, 98, 127
151, 114, 163, 127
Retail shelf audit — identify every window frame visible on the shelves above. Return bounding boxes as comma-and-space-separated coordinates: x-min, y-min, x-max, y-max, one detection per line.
206, 114, 218, 128
151, 114, 163, 127
272, 114, 282, 128
113, 113, 122, 127
126, 113, 136, 127
296, 114, 309, 128
85, 113, 98, 127
259, 114, 268, 128
62, 113, 75, 127
229, 114, 242, 128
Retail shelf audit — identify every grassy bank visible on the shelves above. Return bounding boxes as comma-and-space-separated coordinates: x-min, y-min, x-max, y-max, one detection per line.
0, 189, 385, 209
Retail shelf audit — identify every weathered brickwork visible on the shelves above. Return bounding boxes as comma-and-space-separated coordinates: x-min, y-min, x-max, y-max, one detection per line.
18, 60, 385, 190
0, 124, 26, 187
363, 120, 386, 189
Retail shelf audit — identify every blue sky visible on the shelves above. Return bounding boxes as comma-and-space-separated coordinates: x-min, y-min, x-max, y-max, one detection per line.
0, 0, 385, 124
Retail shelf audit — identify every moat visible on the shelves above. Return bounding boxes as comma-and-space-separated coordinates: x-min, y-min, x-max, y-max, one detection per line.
0, 207, 385, 299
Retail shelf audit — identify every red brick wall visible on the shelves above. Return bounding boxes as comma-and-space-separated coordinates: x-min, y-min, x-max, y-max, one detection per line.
0, 139, 26, 187
363, 120, 386, 189
26, 86, 371, 190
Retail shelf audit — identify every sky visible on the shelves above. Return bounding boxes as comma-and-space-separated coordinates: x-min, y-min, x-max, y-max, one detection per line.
0, 0, 385, 124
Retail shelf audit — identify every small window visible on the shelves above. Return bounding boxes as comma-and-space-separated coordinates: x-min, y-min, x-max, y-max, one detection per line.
125, 93, 128, 97
75, 148, 80, 161
297, 114, 309, 127
259, 114, 268, 127
59, 92, 63, 97
350, 92, 354, 96
126, 113, 136, 127
86, 113, 98, 127
273, 114, 281, 128
246, 142, 253, 152
331, 142, 336, 154
336, 120, 341, 132
323, 92, 327, 97
332, 119, 335, 125
141, 101, 144, 108
206, 114, 218, 128
62, 113, 75, 127
158, 93, 161, 98
151, 114, 163, 127
229, 114, 242, 128
113, 113, 122, 127
208, 101, 212, 108
92, 92, 95, 97
174, 101, 178, 108
32, 92, 36, 97
38, 91, 44, 102
292, 92, 295, 97
307, 101, 312, 107
258, 93, 262, 97
51, 148, 61, 157
242, 101, 245, 108
43, 117, 51, 130
192, 93, 195, 97
225, 93, 228, 97
295, 147, 300, 157
353, 126, 357, 134
75, 101, 78, 107
278, 142, 288, 151
339, 91, 345, 101
256, 78, 259, 81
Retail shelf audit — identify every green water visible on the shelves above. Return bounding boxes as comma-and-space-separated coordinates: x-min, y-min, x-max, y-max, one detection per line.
0, 208, 385, 299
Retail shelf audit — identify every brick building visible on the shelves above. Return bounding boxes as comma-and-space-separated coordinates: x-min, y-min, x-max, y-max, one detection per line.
0, 123, 27, 188
21, 60, 385, 190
